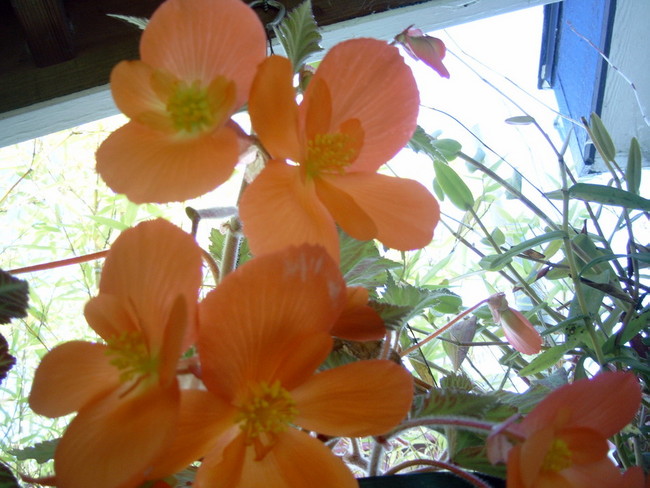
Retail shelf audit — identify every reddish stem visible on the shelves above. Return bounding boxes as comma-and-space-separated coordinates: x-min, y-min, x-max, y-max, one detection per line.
9, 250, 109, 275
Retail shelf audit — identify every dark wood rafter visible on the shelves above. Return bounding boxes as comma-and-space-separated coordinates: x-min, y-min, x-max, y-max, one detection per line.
0, 0, 426, 115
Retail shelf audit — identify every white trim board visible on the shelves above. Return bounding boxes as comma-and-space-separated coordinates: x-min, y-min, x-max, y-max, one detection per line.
0, 0, 558, 148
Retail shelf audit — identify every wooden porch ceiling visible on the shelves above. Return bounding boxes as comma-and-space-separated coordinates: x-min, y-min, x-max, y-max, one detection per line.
0, 0, 425, 115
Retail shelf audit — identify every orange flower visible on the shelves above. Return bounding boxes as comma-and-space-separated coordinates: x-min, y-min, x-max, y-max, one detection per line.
332, 286, 386, 341
395, 26, 450, 78
96, 0, 266, 203
240, 38, 440, 261
504, 371, 641, 488
157, 245, 413, 487
487, 293, 542, 355
29, 220, 203, 488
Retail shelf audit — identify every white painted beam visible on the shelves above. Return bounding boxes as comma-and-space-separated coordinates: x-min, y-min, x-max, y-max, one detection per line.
0, 0, 559, 148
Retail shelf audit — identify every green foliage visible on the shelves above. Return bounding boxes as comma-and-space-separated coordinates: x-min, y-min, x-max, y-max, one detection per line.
433, 160, 474, 210
547, 182, 650, 210
479, 230, 565, 271
588, 113, 616, 162
0, 463, 19, 488
8, 439, 58, 464
107, 14, 149, 30
273, 0, 322, 71
626, 137, 642, 194
208, 228, 251, 269
0, 271, 29, 324
339, 231, 400, 290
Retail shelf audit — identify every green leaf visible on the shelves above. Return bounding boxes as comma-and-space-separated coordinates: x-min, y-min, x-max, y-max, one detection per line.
433, 160, 474, 210
547, 183, 650, 211
339, 231, 400, 289
382, 277, 462, 326
588, 113, 616, 162
408, 126, 461, 162
443, 318, 478, 371
0, 463, 19, 488
518, 343, 572, 376
417, 388, 498, 418
273, 0, 322, 71
87, 215, 129, 231
0, 270, 29, 325
208, 229, 251, 269
479, 230, 565, 271
9, 438, 59, 463
505, 115, 535, 125
626, 137, 642, 194
619, 310, 650, 345
0, 333, 16, 386
430, 139, 462, 161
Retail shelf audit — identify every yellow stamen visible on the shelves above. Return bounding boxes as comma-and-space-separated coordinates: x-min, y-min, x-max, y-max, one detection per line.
235, 380, 298, 460
105, 331, 157, 383
305, 132, 357, 177
541, 438, 573, 473
166, 80, 215, 134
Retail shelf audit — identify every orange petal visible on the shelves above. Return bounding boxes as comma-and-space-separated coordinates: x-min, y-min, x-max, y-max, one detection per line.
54, 383, 179, 488
199, 245, 346, 399
198, 429, 357, 488
320, 172, 439, 251
84, 294, 139, 341
149, 389, 237, 480
96, 121, 240, 203
331, 287, 386, 341
561, 458, 629, 488
110, 60, 166, 122
94, 219, 202, 351
239, 160, 340, 261
249, 56, 301, 161
29, 341, 120, 418
403, 32, 450, 78
520, 371, 641, 438
500, 308, 542, 355
519, 426, 553, 487
305, 38, 418, 172
195, 432, 247, 488
292, 359, 412, 436
558, 427, 608, 465
140, 0, 266, 107
303, 77, 332, 141
314, 177, 377, 242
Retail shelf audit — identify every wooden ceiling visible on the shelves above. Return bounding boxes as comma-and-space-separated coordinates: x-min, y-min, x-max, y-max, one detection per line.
1, 0, 425, 115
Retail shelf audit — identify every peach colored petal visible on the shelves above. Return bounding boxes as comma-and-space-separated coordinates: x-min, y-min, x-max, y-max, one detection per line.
501, 309, 542, 355
320, 172, 439, 251
84, 294, 139, 341
561, 458, 627, 488
248, 56, 301, 161
195, 432, 247, 488
331, 287, 386, 341
198, 429, 357, 488
54, 382, 179, 488
199, 245, 346, 399
314, 177, 377, 241
303, 77, 332, 142
29, 341, 119, 418
96, 219, 202, 351
304, 38, 418, 172
149, 389, 237, 480
96, 121, 240, 203
292, 360, 412, 436
140, 0, 266, 106
110, 61, 166, 122
157, 295, 188, 386
520, 371, 641, 438
239, 161, 340, 261
558, 427, 608, 465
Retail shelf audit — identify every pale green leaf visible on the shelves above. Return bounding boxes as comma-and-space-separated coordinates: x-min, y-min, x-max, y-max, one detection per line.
433, 160, 474, 210
9, 438, 59, 463
107, 14, 148, 30
479, 230, 565, 271
518, 343, 571, 376
273, 0, 322, 71
505, 115, 535, 125
626, 137, 642, 194
548, 183, 650, 211
588, 113, 616, 162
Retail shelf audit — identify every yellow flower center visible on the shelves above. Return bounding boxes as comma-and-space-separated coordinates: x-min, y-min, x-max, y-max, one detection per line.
105, 331, 157, 383
305, 132, 358, 177
166, 81, 216, 134
541, 438, 573, 473
235, 380, 298, 460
